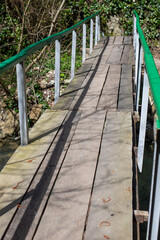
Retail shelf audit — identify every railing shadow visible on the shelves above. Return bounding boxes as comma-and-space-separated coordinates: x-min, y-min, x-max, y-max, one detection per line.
2, 38, 109, 239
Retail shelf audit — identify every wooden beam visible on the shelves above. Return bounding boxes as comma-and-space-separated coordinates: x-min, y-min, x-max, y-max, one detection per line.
134, 210, 149, 223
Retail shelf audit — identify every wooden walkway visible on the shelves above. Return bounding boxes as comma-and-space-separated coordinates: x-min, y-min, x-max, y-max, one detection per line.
0, 36, 134, 240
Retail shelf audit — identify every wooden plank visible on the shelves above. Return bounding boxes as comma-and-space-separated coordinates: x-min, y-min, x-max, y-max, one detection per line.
114, 36, 124, 45
34, 110, 106, 240
0, 109, 68, 239
70, 63, 109, 110
97, 65, 121, 110
124, 36, 132, 45
118, 64, 133, 112
121, 44, 134, 65
107, 45, 124, 64
108, 36, 115, 45
3, 110, 82, 240
85, 111, 132, 240
54, 37, 107, 111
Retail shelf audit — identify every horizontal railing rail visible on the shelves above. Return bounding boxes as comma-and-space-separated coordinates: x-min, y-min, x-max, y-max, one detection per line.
133, 10, 160, 240
0, 11, 100, 74
0, 11, 101, 146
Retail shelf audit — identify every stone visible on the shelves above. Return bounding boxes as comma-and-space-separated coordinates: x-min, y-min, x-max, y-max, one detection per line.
29, 104, 42, 122
106, 16, 123, 36
2, 110, 18, 136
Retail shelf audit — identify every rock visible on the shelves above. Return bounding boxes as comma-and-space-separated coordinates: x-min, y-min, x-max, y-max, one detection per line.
0, 132, 6, 139
29, 104, 42, 122
106, 16, 123, 36
40, 80, 47, 89
2, 110, 18, 136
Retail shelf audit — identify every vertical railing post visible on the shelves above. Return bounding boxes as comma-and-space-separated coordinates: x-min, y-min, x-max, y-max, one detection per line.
98, 15, 100, 41
16, 61, 28, 146
133, 15, 136, 50
71, 30, 76, 80
55, 39, 60, 103
137, 68, 149, 172
95, 15, 98, 46
146, 127, 160, 240
82, 23, 86, 63
90, 18, 93, 54
136, 44, 143, 112
135, 32, 140, 88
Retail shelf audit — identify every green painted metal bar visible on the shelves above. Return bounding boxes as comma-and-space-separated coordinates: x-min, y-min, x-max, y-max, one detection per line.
0, 11, 100, 75
133, 10, 160, 129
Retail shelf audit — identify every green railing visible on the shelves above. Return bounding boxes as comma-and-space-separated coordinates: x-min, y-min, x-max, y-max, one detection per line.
0, 11, 100, 145
133, 11, 160, 240
133, 10, 160, 127
0, 11, 100, 74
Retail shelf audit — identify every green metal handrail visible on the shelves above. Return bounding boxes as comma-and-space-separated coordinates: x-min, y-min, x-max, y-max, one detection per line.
133, 10, 160, 128
0, 11, 100, 75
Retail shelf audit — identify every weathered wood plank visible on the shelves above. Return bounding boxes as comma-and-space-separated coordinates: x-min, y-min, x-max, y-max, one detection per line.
85, 111, 132, 240
124, 36, 132, 45
107, 45, 124, 64
108, 36, 115, 46
121, 44, 134, 65
118, 64, 133, 112
114, 36, 124, 45
3, 110, 82, 240
0, 109, 68, 238
97, 64, 121, 110
54, 37, 107, 111
33, 110, 106, 240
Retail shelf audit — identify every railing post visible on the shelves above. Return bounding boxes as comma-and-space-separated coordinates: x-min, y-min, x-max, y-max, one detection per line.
90, 18, 93, 54
16, 61, 28, 146
71, 30, 76, 80
55, 39, 60, 103
146, 127, 160, 240
136, 44, 143, 112
98, 15, 100, 41
135, 32, 140, 88
133, 15, 136, 50
137, 68, 149, 172
95, 15, 98, 46
82, 23, 86, 63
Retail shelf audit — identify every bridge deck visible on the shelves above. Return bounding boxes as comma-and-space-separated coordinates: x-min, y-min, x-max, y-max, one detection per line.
0, 36, 134, 240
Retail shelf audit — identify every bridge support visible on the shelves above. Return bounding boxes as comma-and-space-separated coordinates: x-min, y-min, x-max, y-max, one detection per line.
71, 30, 77, 80
16, 61, 28, 146
82, 23, 86, 63
90, 19, 93, 54
55, 39, 61, 103
146, 128, 160, 240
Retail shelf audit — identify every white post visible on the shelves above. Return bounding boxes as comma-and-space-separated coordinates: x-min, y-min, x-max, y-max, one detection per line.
146, 128, 160, 240
98, 15, 100, 41
137, 68, 149, 172
16, 61, 28, 146
90, 19, 93, 54
82, 23, 86, 63
95, 15, 98, 46
55, 39, 60, 103
135, 33, 140, 87
146, 119, 157, 240
71, 30, 76, 80
133, 15, 136, 49
136, 45, 143, 112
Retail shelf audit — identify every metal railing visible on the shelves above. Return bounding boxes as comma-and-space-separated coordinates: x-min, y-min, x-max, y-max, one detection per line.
133, 10, 160, 240
0, 12, 100, 146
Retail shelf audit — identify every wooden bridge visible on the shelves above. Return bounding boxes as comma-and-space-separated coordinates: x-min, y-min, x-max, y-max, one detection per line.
1, 9, 160, 240
0, 36, 134, 239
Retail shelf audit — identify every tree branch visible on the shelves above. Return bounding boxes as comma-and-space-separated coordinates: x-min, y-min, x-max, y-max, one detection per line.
26, 0, 66, 72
